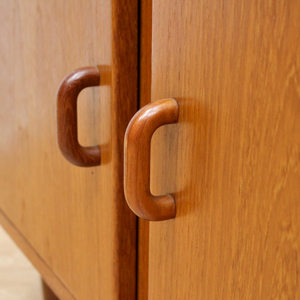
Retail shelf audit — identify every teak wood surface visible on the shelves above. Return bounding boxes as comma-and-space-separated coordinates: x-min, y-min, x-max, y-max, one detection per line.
137, 0, 152, 297
0, 1, 138, 299
149, 0, 300, 299
42, 280, 60, 300
0, 212, 75, 300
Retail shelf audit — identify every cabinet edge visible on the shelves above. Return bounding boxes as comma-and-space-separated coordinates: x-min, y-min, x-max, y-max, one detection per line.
0, 208, 77, 300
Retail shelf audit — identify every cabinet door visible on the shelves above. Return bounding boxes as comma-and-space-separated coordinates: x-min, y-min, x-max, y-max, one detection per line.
0, 1, 137, 299
148, 0, 300, 299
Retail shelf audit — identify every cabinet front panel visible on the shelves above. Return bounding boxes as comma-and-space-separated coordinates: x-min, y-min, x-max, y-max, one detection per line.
149, 0, 300, 299
0, 1, 137, 299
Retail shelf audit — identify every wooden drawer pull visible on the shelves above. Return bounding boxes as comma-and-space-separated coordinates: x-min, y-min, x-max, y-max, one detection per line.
124, 98, 179, 221
57, 66, 100, 167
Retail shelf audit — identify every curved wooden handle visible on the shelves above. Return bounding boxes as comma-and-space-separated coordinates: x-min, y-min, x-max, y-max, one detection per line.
56, 66, 101, 167
124, 98, 179, 221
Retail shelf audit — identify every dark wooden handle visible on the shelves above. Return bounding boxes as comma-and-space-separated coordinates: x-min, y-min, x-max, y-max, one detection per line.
56, 66, 101, 167
124, 98, 179, 221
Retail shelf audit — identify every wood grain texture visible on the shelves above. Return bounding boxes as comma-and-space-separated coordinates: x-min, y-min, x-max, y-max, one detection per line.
0, 224, 43, 300
149, 0, 300, 299
42, 281, 59, 300
137, 0, 152, 296
139, 0, 152, 108
0, 0, 138, 299
124, 99, 178, 221
56, 66, 100, 167
137, 218, 149, 300
0, 211, 74, 300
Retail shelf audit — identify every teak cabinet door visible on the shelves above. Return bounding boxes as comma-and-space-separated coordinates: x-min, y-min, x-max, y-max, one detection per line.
0, 1, 137, 299
148, 0, 300, 299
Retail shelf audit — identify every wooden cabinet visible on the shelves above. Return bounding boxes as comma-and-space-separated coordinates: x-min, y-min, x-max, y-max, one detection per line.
142, 0, 300, 299
1, 0, 300, 299
0, 1, 137, 299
